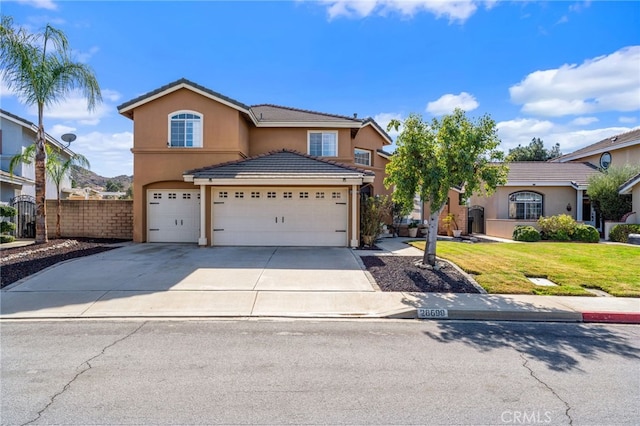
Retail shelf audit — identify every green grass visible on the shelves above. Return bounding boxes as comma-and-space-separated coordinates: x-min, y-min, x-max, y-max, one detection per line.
409, 241, 640, 296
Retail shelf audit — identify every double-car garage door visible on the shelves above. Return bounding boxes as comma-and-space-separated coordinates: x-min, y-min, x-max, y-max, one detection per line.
147, 187, 349, 246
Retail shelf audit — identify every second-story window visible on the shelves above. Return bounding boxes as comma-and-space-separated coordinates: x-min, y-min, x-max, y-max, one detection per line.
169, 111, 202, 147
354, 148, 371, 166
308, 131, 337, 157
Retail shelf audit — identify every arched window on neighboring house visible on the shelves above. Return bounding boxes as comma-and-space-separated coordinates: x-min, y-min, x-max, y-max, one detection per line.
168, 111, 202, 147
509, 191, 543, 220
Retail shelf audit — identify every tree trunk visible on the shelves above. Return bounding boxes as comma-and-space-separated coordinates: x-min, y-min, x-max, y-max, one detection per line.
34, 104, 48, 244
423, 206, 446, 266
56, 191, 61, 239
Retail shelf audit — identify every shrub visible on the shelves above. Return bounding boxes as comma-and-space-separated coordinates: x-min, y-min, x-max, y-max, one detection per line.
537, 214, 577, 240
513, 225, 541, 242
573, 224, 600, 243
0, 205, 17, 218
609, 224, 640, 243
0, 221, 16, 234
0, 234, 15, 243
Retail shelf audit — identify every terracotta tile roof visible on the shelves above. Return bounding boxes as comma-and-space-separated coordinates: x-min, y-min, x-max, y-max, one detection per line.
250, 104, 361, 124
552, 128, 640, 162
185, 149, 375, 179
506, 162, 601, 187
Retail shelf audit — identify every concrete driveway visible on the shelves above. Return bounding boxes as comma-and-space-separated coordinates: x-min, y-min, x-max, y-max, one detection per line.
1, 244, 385, 318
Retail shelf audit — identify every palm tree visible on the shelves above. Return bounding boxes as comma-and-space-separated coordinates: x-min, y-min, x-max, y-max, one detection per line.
10, 144, 90, 238
0, 15, 101, 243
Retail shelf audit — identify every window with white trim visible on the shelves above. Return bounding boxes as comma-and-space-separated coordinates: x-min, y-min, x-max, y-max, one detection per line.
509, 191, 543, 220
354, 148, 371, 166
169, 111, 202, 147
308, 131, 337, 157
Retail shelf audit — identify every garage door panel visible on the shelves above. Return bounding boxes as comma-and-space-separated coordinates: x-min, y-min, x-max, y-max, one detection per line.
147, 190, 200, 243
212, 187, 348, 246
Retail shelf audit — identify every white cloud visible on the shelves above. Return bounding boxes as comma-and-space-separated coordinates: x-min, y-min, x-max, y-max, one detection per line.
619, 116, 637, 124
319, 0, 487, 23
374, 112, 403, 138
569, 116, 598, 126
73, 46, 100, 63
0, 77, 17, 98
426, 92, 479, 115
25, 89, 121, 126
72, 131, 133, 177
16, 0, 57, 10
509, 46, 640, 117
49, 124, 77, 137
497, 117, 637, 154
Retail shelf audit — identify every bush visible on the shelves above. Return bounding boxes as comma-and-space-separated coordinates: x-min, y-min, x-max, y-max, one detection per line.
0, 221, 16, 234
0, 234, 15, 243
573, 224, 600, 243
537, 214, 577, 240
513, 225, 541, 242
0, 205, 17, 218
609, 224, 640, 243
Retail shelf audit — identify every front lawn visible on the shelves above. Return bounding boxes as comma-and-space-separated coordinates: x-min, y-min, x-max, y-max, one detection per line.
409, 241, 640, 297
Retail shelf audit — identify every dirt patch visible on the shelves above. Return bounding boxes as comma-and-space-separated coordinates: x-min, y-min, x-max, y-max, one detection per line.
0, 238, 127, 288
361, 256, 480, 293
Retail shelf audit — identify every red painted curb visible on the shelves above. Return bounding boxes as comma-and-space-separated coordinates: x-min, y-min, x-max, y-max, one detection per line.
582, 312, 640, 324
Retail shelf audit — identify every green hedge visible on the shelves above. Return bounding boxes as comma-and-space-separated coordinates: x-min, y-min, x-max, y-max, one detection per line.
513, 225, 541, 242
574, 224, 600, 243
609, 224, 640, 243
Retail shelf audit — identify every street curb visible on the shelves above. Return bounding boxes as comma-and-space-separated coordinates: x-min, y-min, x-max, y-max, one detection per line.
386, 309, 583, 322
582, 312, 640, 324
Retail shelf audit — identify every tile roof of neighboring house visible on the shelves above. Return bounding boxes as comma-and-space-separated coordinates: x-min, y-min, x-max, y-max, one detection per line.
505, 161, 601, 188
619, 172, 640, 195
551, 128, 640, 162
250, 104, 361, 123
116, 79, 392, 143
185, 149, 374, 179
0, 109, 75, 155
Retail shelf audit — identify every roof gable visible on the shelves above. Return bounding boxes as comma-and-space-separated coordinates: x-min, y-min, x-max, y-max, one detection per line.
0, 108, 76, 155
184, 149, 374, 180
619, 172, 640, 195
552, 128, 640, 163
117, 78, 251, 119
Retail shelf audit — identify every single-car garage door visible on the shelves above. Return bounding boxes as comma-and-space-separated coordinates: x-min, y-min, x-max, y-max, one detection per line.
212, 187, 348, 246
147, 190, 200, 243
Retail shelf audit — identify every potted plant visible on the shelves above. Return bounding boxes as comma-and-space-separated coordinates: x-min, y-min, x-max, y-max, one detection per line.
443, 213, 461, 238
408, 221, 419, 238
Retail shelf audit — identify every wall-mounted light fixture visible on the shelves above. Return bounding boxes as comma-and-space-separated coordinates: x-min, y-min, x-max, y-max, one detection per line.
566, 203, 572, 212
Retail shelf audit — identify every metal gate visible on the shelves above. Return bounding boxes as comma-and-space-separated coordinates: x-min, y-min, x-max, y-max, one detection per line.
468, 206, 484, 234
10, 195, 36, 238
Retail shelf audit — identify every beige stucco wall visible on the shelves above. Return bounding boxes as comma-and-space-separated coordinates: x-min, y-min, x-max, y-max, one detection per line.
633, 184, 640, 224
577, 145, 640, 169
469, 186, 580, 239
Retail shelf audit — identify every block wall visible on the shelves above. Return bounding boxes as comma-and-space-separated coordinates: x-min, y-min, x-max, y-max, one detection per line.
45, 200, 133, 239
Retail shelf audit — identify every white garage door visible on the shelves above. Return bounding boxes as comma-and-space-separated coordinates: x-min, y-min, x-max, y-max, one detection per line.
212, 187, 348, 246
147, 190, 200, 243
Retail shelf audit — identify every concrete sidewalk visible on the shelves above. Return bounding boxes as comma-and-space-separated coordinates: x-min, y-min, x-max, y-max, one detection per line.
1, 239, 639, 323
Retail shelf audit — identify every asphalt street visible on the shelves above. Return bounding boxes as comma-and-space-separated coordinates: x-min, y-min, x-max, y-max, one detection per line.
1, 320, 639, 425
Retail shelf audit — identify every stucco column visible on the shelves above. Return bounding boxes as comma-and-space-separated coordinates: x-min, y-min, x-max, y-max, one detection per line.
350, 185, 358, 248
576, 189, 583, 222
198, 185, 207, 246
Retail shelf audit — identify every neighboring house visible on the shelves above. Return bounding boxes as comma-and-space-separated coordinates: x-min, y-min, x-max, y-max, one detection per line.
0, 109, 75, 204
117, 78, 392, 246
469, 128, 640, 239
618, 173, 640, 224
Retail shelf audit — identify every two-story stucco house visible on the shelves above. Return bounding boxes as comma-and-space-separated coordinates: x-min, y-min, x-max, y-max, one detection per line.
0, 109, 76, 204
117, 79, 392, 247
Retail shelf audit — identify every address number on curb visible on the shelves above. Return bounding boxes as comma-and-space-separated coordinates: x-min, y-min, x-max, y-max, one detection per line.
417, 308, 448, 319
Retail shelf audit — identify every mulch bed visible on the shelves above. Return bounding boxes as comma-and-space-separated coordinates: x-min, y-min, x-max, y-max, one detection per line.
0, 238, 128, 289
361, 256, 480, 293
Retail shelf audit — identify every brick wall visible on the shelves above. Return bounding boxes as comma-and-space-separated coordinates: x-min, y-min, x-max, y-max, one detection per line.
45, 200, 133, 239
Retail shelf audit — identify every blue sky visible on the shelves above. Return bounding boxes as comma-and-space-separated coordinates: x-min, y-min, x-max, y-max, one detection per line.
1, 0, 639, 177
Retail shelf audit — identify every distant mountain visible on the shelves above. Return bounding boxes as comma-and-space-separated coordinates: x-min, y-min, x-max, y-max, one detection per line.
71, 166, 132, 191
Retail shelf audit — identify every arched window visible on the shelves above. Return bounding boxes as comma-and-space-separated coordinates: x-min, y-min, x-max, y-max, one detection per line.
509, 191, 543, 220
169, 111, 202, 147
